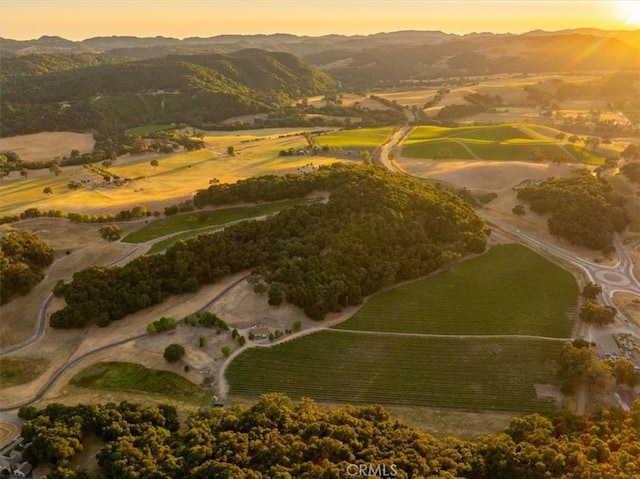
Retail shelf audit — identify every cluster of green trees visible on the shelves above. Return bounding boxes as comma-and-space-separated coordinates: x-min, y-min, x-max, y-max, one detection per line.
516, 169, 629, 250
50, 165, 487, 327
0, 205, 156, 227
0, 230, 54, 304
579, 301, 617, 325
183, 311, 229, 330
17, 394, 640, 478
146, 316, 177, 335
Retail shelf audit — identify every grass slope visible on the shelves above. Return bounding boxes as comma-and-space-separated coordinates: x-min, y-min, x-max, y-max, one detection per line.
335, 244, 577, 337
227, 331, 561, 413
70, 361, 208, 404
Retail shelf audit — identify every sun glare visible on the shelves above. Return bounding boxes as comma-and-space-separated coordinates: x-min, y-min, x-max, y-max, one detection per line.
615, 0, 640, 26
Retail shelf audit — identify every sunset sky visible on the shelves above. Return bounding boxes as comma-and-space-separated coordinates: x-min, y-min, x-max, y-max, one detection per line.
1, 0, 639, 41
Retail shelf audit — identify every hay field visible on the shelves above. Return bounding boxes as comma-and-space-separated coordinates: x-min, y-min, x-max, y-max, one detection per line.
0, 132, 95, 163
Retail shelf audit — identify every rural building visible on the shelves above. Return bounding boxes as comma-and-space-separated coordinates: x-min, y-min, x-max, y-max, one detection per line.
249, 326, 270, 339
13, 461, 33, 478
0, 451, 22, 471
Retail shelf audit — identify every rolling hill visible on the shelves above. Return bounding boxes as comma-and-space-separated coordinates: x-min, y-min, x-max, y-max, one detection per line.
0, 50, 336, 136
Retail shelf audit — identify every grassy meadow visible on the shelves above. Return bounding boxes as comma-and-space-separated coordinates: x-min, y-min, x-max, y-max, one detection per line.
70, 362, 209, 404
335, 244, 577, 337
0, 357, 48, 388
227, 331, 562, 413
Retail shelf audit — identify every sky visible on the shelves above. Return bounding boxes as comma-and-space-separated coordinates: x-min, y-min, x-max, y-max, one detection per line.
1, 0, 639, 41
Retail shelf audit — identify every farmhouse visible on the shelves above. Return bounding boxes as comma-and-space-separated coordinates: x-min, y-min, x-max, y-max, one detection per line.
249, 326, 270, 339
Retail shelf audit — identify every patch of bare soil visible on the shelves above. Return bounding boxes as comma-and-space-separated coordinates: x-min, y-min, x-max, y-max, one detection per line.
399, 159, 576, 191
0, 132, 95, 163
212, 280, 307, 331
614, 292, 640, 328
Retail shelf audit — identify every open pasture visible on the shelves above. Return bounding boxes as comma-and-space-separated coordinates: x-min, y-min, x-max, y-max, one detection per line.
0, 132, 95, 163
335, 244, 577, 337
315, 127, 394, 149
0, 131, 351, 216
227, 331, 562, 413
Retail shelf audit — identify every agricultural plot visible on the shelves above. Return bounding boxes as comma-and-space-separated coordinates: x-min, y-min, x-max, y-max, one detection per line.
401, 123, 605, 163
316, 127, 394, 149
227, 331, 562, 413
334, 244, 578, 337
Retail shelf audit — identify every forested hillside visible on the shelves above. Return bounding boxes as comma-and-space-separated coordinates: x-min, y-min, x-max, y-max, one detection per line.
50, 165, 487, 327
0, 50, 335, 135
18, 394, 640, 478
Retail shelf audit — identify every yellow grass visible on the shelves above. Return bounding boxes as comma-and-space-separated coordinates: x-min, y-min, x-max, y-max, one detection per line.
0, 130, 354, 216
0, 132, 95, 163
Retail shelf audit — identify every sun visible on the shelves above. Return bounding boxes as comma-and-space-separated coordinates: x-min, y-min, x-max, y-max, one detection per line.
615, 0, 640, 26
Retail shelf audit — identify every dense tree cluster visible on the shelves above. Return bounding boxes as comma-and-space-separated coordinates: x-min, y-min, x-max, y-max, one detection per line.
557, 341, 613, 395
17, 394, 640, 479
579, 301, 617, 325
51, 164, 487, 327
620, 161, 640, 183
163, 343, 185, 363
0, 230, 54, 304
516, 169, 629, 250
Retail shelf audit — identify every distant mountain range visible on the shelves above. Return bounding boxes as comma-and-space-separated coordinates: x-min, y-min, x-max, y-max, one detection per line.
1, 29, 638, 137
2, 29, 639, 84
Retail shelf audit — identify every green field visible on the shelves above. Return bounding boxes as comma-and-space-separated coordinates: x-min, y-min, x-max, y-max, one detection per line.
335, 244, 577, 337
70, 362, 208, 404
0, 357, 48, 388
127, 124, 175, 135
402, 123, 605, 164
316, 127, 394, 149
122, 198, 307, 243
227, 331, 562, 412
226, 244, 576, 413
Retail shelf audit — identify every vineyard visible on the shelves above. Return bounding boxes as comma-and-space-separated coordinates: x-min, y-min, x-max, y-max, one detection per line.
227, 330, 562, 413
334, 244, 578, 337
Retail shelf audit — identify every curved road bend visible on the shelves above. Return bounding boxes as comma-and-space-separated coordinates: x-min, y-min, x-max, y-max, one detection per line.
0, 273, 250, 413
0, 245, 144, 357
